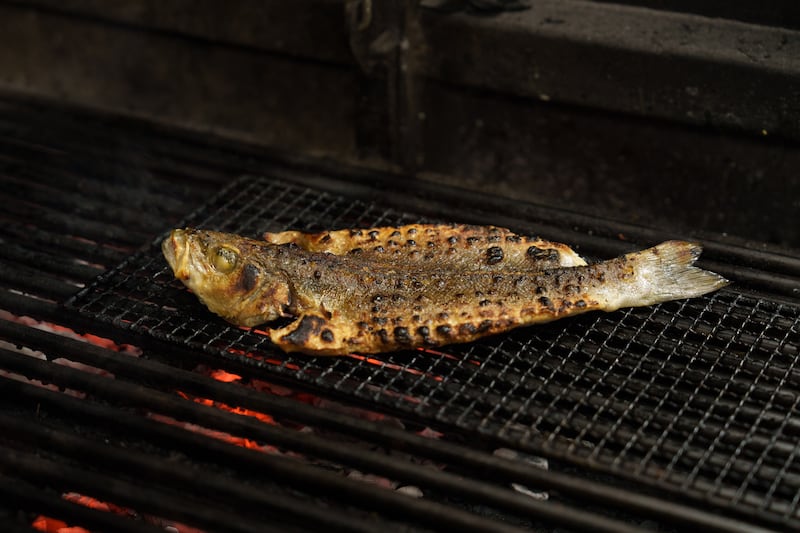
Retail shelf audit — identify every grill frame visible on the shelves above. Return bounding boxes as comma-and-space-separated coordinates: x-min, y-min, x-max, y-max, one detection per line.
68, 174, 800, 530
1, 96, 798, 532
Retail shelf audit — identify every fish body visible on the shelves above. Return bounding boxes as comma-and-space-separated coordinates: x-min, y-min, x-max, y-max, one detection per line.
162, 226, 729, 356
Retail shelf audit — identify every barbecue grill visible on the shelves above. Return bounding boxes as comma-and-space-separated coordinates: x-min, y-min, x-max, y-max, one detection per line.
2, 1, 800, 532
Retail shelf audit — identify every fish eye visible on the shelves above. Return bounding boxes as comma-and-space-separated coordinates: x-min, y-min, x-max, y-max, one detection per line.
210, 246, 238, 274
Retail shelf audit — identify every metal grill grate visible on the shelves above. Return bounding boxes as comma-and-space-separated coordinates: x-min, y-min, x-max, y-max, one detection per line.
68, 175, 800, 528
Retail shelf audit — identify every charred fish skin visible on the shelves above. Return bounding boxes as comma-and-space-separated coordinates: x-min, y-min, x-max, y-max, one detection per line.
161, 228, 729, 356
263, 223, 587, 269
267, 240, 729, 355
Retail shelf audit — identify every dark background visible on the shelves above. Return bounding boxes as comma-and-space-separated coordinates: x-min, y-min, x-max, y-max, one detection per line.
0, 0, 797, 248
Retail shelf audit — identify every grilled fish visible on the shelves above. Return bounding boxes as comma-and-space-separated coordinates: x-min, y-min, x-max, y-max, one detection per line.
162, 227, 729, 356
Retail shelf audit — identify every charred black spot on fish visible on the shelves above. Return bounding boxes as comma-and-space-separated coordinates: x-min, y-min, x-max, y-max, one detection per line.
391, 230, 402, 238
374, 246, 385, 253
407, 228, 417, 235
417, 326, 430, 337
486, 246, 504, 264
313, 270, 322, 279
348, 248, 363, 255
527, 246, 559, 262
538, 296, 554, 310
412, 314, 421, 322
487, 235, 501, 243
320, 234, 332, 243
281, 315, 326, 346
407, 239, 416, 246
320, 329, 335, 342
235, 263, 260, 293
357, 321, 370, 330
412, 280, 423, 289
447, 236, 458, 245
466, 237, 480, 246
373, 316, 387, 325
368, 230, 379, 240
477, 320, 493, 333
564, 284, 580, 295
426, 241, 436, 248
535, 286, 545, 295
349, 229, 363, 237
394, 327, 412, 344
575, 300, 587, 308
479, 299, 491, 307
378, 329, 390, 344
438, 312, 449, 320
506, 235, 521, 243
436, 325, 452, 336
459, 323, 477, 336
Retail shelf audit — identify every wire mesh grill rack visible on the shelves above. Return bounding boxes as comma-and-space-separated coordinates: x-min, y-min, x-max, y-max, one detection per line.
68, 175, 800, 529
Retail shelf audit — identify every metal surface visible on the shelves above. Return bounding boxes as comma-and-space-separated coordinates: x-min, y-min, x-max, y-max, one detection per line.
69, 173, 800, 530
0, 95, 798, 532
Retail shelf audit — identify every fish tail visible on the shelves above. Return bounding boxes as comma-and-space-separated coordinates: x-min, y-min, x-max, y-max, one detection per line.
602, 241, 730, 310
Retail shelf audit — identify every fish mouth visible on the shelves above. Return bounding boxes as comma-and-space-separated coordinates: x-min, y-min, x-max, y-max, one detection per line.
162, 229, 188, 276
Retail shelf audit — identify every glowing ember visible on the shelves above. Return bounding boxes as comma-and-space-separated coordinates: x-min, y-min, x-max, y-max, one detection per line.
31, 492, 203, 533
0, 312, 142, 398
0, 311, 141, 355
31, 493, 204, 533
209, 369, 241, 382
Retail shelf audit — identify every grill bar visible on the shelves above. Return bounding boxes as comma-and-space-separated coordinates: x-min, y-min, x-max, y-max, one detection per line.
0, 240, 104, 282
0, 262, 80, 300
0, 326, 649, 533
0, 193, 148, 248
0, 475, 166, 533
0, 312, 774, 532
1, 174, 168, 236
0, 368, 530, 533
0, 447, 294, 533
1, 221, 127, 266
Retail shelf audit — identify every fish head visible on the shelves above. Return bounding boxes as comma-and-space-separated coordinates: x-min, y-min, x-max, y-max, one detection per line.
162, 228, 293, 327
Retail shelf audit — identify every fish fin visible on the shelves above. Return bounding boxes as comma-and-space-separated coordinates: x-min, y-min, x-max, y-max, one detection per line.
263, 230, 304, 246
603, 240, 730, 310
268, 313, 351, 356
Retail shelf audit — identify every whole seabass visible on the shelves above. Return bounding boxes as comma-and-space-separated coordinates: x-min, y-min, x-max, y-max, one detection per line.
162, 224, 729, 356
